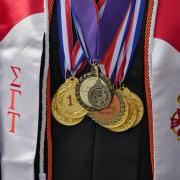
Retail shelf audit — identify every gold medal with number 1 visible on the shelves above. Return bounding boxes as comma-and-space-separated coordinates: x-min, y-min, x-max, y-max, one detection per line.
51, 77, 88, 126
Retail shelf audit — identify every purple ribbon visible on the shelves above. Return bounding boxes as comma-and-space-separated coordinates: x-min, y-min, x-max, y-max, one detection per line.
98, 0, 131, 58
71, 0, 130, 59
71, 0, 98, 59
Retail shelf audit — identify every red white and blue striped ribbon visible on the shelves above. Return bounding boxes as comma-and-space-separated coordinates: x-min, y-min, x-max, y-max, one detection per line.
56, 0, 84, 79
102, 0, 146, 84
71, 0, 146, 85
113, 0, 146, 84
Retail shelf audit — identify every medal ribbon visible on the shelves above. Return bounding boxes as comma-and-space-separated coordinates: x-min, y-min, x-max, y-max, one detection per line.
101, 1, 135, 80
71, 0, 131, 60
93, 0, 146, 85
113, 0, 146, 84
71, 0, 145, 85
56, 0, 85, 79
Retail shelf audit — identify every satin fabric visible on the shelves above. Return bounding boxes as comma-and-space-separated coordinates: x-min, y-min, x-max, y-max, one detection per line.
150, 1, 180, 179
0, 14, 44, 180
152, 39, 180, 180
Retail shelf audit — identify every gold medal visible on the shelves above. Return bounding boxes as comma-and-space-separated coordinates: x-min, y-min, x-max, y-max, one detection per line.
51, 77, 87, 126
51, 95, 84, 126
76, 65, 113, 111
109, 96, 137, 132
119, 87, 144, 126
89, 90, 126, 126
55, 77, 88, 119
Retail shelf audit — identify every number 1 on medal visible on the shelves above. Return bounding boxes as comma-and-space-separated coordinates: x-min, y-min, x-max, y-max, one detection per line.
67, 95, 73, 106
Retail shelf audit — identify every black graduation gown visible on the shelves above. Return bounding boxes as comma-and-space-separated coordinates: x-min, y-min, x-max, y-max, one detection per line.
35, 1, 153, 180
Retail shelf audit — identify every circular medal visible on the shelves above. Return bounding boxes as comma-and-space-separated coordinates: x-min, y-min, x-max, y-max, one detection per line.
119, 87, 144, 126
88, 79, 112, 110
76, 67, 113, 111
51, 77, 87, 126
89, 91, 126, 126
93, 91, 129, 129
109, 96, 137, 132
51, 94, 84, 126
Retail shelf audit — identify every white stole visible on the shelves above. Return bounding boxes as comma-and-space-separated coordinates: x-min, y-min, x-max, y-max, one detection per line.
0, 6, 45, 180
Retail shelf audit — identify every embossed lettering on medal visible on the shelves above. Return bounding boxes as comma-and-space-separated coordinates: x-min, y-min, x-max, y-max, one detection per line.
52, 77, 87, 126
76, 66, 113, 111
89, 91, 127, 126
88, 79, 112, 110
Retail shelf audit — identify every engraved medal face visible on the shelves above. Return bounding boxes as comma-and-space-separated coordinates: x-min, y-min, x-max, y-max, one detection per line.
90, 90, 129, 129
88, 80, 112, 110
101, 94, 129, 129
51, 94, 84, 126
51, 77, 87, 126
76, 70, 113, 111
79, 76, 104, 108
55, 77, 87, 119
89, 91, 125, 126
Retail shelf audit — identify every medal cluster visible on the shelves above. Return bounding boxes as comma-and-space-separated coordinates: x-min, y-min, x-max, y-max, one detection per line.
52, 65, 144, 132
53, 0, 146, 132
